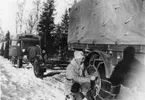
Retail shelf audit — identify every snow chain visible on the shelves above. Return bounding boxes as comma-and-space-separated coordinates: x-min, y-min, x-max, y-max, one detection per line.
87, 58, 120, 100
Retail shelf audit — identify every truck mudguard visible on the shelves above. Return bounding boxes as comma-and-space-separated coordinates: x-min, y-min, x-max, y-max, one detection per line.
87, 50, 114, 78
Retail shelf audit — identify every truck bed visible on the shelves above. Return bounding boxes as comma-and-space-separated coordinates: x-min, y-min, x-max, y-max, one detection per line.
68, 0, 145, 45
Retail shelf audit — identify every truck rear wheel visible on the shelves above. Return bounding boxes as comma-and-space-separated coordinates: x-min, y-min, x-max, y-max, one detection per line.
10, 56, 16, 67
33, 59, 44, 78
85, 53, 120, 100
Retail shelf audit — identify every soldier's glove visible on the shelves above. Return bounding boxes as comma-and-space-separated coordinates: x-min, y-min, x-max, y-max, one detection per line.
90, 76, 99, 89
65, 94, 74, 100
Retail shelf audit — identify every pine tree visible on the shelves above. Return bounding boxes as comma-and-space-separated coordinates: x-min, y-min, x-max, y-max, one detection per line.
59, 9, 69, 53
38, 0, 55, 54
4, 31, 10, 59
54, 24, 62, 52
5, 31, 10, 41
61, 9, 69, 34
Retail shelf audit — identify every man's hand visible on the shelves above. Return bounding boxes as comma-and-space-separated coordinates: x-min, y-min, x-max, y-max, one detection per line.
90, 76, 96, 81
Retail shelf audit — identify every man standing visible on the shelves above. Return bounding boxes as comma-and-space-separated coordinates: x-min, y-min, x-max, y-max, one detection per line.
110, 46, 143, 87
65, 51, 95, 100
27, 45, 41, 62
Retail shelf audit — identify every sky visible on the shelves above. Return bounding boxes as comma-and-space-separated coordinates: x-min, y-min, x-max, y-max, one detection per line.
0, 0, 74, 35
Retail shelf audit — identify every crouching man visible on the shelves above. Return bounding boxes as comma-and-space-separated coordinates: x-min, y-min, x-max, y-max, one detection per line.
64, 51, 96, 100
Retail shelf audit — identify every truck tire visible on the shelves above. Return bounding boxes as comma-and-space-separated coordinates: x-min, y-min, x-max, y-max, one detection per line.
10, 56, 16, 66
17, 57, 22, 68
33, 59, 44, 78
85, 53, 120, 100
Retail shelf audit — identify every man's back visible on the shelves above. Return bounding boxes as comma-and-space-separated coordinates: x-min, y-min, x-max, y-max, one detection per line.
109, 46, 142, 86
27, 46, 41, 60
110, 58, 140, 85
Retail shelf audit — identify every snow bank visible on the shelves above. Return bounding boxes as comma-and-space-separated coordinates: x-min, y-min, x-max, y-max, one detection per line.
117, 85, 145, 100
0, 56, 65, 100
117, 63, 145, 100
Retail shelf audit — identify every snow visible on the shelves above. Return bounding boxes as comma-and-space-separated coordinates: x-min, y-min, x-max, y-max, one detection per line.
116, 62, 145, 100
0, 56, 65, 100
0, 56, 145, 100
117, 86, 145, 100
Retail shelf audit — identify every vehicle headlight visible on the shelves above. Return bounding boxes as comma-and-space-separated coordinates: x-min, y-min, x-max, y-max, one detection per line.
117, 55, 121, 59
42, 50, 46, 53
109, 50, 113, 55
23, 55, 27, 59
22, 49, 25, 52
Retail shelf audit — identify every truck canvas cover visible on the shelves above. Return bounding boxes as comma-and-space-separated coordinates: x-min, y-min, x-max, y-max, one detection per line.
68, 0, 145, 45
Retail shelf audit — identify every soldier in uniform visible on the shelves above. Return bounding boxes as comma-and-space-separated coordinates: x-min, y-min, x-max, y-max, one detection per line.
65, 51, 97, 100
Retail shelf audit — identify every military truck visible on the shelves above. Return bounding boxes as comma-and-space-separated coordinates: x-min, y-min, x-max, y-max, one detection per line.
9, 34, 40, 68
67, 0, 145, 99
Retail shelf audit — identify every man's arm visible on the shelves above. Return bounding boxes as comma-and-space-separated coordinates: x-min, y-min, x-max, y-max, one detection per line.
72, 67, 90, 84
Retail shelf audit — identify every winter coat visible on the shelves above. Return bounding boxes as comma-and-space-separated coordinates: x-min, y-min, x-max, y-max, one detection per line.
64, 58, 90, 95
109, 57, 142, 86
27, 46, 41, 61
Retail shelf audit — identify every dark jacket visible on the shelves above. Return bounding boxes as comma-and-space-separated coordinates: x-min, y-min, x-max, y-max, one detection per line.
27, 46, 41, 60
109, 46, 142, 86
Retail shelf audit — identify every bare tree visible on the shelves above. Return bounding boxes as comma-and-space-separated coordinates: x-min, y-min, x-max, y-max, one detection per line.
16, 0, 26, 34
26, 0, 42, 34
0, 28, 4, 42
16, 12, 19, 35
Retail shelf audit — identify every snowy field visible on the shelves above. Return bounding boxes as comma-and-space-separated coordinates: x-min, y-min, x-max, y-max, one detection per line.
0, 56, 145, 100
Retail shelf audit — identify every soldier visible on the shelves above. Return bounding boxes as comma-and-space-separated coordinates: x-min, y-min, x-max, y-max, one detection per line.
65, 51, 96, 100
110, 46, 143, 87
27, 45, 41, 62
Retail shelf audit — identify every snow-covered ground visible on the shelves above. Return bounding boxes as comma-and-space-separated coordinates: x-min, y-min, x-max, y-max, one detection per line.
0, 56, 65, 100
0, 56, 145, 100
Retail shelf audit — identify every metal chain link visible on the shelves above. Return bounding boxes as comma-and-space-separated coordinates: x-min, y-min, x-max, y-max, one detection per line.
87, 58, 118, 100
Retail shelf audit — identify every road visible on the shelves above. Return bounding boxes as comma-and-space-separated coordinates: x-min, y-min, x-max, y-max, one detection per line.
0, 56, 65, 100
0, 56, 145, 100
